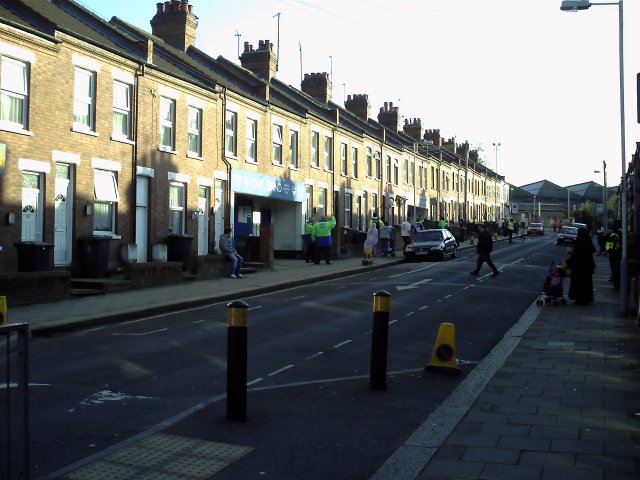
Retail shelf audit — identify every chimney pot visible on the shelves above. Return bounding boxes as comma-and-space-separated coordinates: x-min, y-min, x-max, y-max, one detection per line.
156, 2, 164, 15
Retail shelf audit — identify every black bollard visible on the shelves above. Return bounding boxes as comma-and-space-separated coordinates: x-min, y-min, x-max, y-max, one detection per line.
226, 300, 248, 421
369, 290, 390, 390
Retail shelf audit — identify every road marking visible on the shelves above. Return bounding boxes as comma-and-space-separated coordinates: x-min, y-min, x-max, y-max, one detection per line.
396, 278, 433, 291
246, 378, 264, 386
405, 311, 415, 316
306, 352, 324, 360
418, 305, 429, 310
334, 340, 352, 348
389, 319, 399, 325
248, 305, 263, 311
112, 328, 168, 336
267, 365, 294, 376
192, 319, 205, 324
292, 295, 306, 300
1, 382, 50, 389
389, 264, 435, 278
443, 294, 452, 299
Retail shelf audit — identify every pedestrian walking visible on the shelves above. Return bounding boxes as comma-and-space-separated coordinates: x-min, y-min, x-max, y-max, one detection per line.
401, 218, 412, 252
363, 223, 378, 263
568, 227, 596, 304
379, 221, 393, 257
438, 216, 446, 229
219, 227, 244, 278
313, 214, 336, 264
508, 219, 514, 243
470, 223, 500, 277
304, 218, 316, 263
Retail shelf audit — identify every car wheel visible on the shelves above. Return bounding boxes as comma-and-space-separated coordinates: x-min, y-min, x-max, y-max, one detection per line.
451, 247, 457, 259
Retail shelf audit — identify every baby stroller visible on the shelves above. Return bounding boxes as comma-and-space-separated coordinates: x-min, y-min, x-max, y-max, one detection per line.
536, 261, 567, 306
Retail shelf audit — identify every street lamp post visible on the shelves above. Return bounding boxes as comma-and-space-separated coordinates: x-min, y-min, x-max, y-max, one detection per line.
493, 142, 501, 221
594, 160, 608, 230
561, 0, 628, 314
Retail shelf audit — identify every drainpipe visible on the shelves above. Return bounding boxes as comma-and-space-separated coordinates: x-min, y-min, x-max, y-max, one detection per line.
219, 86, 232, 230
132, 63, 143, 241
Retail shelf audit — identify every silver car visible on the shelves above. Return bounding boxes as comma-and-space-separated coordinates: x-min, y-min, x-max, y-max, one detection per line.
404, 229, 458, 261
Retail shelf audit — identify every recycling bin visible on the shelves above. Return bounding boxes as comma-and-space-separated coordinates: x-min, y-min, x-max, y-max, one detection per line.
14, 241, 54, 272
80, 236, 111, 278
167, 234, 193, 271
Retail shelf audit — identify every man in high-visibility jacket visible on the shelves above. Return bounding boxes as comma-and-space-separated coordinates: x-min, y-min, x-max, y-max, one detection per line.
313, 215, 336, 264
304, 218, 316, 263
605, 228, 621, 287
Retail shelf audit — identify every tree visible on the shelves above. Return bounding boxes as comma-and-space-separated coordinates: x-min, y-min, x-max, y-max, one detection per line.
573, 200, 595, 228
607, 192, 619, 223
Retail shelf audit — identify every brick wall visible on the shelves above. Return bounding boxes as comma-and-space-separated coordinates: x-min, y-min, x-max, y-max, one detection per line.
0, 271, 70, 307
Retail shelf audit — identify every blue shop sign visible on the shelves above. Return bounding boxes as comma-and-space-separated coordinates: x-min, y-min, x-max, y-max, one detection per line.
232, 170, 306, 202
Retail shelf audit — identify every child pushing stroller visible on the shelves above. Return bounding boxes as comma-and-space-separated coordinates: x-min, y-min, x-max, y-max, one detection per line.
537, 260, 567, 306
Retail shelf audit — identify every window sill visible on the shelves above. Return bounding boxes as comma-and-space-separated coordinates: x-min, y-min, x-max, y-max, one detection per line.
158, 146, 178, 155
311, 165, 320, 170
225, 152, 238, 160
72, 126, 99, 137
289, 165, 299, 171
272, 161, 283, 168
111, 136, 134, 145
245, 159, 258, 165
187, 152, 204, 161
91, 232, 122, 240
0, 123, 32, 136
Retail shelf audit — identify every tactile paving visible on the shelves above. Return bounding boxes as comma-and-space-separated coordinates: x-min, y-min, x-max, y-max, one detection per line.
63, 432, 253, 480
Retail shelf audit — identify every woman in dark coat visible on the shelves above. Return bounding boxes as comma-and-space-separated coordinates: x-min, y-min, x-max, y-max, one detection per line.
568, 228, 596, 305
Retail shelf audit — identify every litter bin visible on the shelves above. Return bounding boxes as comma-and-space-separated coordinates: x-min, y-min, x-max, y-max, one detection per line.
80, 236, 111, 278
14, 241, 54, 272
167, 234, 193, 271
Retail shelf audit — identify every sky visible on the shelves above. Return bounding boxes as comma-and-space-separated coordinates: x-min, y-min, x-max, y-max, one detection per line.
75, 0, 640, 189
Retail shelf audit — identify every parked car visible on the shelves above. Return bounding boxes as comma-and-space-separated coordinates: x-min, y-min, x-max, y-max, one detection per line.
556, 226, 578, 245
527, 223, 544, 235
404, 229, 458, 261
572, 222, 588, 231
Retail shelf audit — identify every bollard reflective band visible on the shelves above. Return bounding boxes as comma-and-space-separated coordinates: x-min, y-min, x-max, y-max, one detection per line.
372, 291, 390, 313
227, 306, 247, 327
0, 296, 6, 325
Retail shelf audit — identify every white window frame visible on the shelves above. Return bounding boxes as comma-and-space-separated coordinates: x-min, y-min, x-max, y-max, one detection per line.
324, 135, 333, 171
374, 151, 381, 180
0, 56, 28, 131
289, 128, 299, 169
187, 105, 202, 157
246, 117, 257, 163
159, 96, 176, 151
93, 169, 119, 235
311, 130, 319, 168
112, 80, 131, 140
351, 146, 358, 179
366, 147, 372, 177
225, 109, 237, 157
340, 142, 348, 175
272, 123, 283, 165
169, 182, 186, 234
73, 67, 96, 132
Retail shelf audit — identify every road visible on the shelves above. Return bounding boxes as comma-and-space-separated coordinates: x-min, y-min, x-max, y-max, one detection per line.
29, 235, 564, 479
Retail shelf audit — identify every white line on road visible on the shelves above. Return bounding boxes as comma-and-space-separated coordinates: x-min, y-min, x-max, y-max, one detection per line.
246, 378, 264, 386
334, 340, 352, 348
192, 319, 205, 324
306, 352, 324, 360
418, 305, 429, 310
248, 305, 263, 311
389, 319, 399, 325
443, 295, 452, 299
292, 295, 306, 300
268, 365, 295, 376
112, 328, 168, 336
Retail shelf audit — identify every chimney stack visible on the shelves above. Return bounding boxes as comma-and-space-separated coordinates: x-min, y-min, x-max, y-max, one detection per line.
403, 118, 423, 142
240, 39, 278, 81
344, 94, 371, 121
377, 102, 401, 133
150, 0, 198, 52
301, 72, 332, 104
423, 129, 442, 147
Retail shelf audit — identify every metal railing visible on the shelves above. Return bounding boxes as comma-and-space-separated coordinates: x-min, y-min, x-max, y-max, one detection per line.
1, 322, 30, 480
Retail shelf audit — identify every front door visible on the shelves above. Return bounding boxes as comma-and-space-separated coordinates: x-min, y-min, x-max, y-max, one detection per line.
135, 176, 149, 262
197, 186, 210, 255
21, 172, 41, 241
54, 164, 73, 266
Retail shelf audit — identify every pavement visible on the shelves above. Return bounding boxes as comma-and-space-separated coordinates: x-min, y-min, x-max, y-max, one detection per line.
6, 238, 640, 479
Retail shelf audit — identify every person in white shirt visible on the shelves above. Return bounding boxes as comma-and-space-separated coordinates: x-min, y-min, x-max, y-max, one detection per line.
401, 218, 412, 252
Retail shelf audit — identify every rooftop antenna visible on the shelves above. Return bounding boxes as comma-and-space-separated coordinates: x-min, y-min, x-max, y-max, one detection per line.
329, 55, 333, 82
273, 12, 280, 71
234, 30, 241, 60
299, 42, 303, 84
